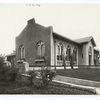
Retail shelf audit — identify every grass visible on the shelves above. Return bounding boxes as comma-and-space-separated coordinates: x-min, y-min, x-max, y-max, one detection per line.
0, 80, 96, 94
56, 68, 100, 82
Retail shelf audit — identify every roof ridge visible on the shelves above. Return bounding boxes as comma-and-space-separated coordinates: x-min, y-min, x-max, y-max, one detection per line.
74, 36, 93, 41
53, 32, 79, 44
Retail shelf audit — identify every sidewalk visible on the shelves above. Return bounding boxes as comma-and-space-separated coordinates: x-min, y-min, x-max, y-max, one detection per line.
53, 75, 100, 95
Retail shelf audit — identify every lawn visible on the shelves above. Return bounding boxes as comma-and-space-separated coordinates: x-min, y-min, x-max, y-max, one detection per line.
0, 80, 95, 94
56, 68, 100, 82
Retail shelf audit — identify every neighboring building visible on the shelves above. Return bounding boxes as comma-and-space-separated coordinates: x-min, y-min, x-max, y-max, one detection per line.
6, 51, 16, 67
94, 49, 100, 65
16, 18, 100, 67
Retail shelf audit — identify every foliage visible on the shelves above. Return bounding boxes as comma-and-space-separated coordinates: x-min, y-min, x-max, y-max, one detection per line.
6, 67, 19, 81
29, 67, 56, 88
0, 61, 19, 81
70, 53, 74, 69
41, 67, 56, 85
0, 55, 7, 80
0, 81, 95, 94
62, 55, 66, 69
0, 54, 5, 68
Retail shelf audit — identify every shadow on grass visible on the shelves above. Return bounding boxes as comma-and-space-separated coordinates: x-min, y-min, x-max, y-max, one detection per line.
57, 69, 100, 82
0, 80, 96, 95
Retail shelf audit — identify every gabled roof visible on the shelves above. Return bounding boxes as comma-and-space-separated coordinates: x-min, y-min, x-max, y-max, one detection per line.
94, 48, 100, 52
74, 36, 96, 46
53, 32, 79, 45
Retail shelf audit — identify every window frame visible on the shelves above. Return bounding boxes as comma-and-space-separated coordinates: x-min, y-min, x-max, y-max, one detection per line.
66, 45, 71, 61
73, 47, 77, 62
57, 42, 63, 61
19, 45, 25, 59
36, 41, 45, 59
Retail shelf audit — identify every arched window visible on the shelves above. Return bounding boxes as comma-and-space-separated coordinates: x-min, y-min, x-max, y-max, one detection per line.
37, 41, 45, 58
73, 47, 77, 62
57, 42, 63, 60
19, 45, 25, 59
66, 45, 71, 61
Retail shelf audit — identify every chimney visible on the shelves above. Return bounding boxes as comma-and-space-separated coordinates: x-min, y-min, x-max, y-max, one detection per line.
27, 18, 35, 25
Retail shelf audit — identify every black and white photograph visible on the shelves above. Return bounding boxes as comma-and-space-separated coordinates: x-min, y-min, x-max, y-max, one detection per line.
0, 0, 100, 96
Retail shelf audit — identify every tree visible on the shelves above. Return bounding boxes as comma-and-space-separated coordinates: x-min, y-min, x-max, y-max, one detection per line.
0, 54, 5, 67
62, 54, 66, 69
0, 54, 5, 80
70, 53, 74, 69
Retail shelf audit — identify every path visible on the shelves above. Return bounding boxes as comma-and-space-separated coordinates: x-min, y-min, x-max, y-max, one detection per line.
53, 75, 100, 95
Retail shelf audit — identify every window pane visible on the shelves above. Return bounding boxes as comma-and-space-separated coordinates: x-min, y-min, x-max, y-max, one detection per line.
37, 45, 41, 57
41, 44, 45, 57
73, 48, 77, 62
20, 45, 25, 59
57, 43, 63, 60
37, 41, 45, 58
57, 55, 59, 60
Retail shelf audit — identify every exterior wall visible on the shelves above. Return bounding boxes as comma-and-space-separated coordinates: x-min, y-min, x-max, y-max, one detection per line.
85, 41, 94, 65
78, 45, 83, 65
50, 27, 55, 66
16, 19, 51, 66
94, 50, 100, 65
16, 18, 98, 67
78, 41, 94, 66
78, 43, 87, 65
53, 38, 79, 66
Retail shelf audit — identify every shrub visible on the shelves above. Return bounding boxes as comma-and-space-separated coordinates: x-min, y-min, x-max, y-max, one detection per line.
29, 70, 43, 88
41, 67, 56, 86
32, 78, 44, 88
0, 54, 5, 75
29, 67, 56, 88
0, 54, 19, 81
6, 67, 19, 81
0, 66, 19, 82
0, 54, 4, 67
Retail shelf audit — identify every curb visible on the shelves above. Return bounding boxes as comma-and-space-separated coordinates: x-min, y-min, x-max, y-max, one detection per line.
55, 75, 100, 87
53, 80, 96, 94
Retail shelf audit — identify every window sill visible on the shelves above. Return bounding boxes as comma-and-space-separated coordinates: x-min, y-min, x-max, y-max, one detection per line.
35, 58, 45, 62
66, 61, 70, 63
57, 60, 63, 63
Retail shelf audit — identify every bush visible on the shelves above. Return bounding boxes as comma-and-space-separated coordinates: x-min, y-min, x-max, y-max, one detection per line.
41, 67, 56, 86
0, 54, 4, 67
29, 67, 56, 88
29, 70, 43, 88
32, 78, 44, 88
0, 65, 19, 82
0, 54, 5, 75
0, 54, 19, 81
6, 67, 19, 81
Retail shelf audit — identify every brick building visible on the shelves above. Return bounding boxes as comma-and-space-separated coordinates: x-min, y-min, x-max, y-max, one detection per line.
16, 18, 100, 67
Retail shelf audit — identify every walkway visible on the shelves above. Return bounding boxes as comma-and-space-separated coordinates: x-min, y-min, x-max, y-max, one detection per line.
53, 75, 100, 95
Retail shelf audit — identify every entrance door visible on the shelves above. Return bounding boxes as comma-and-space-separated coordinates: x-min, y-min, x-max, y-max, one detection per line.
89, 55, 91, 65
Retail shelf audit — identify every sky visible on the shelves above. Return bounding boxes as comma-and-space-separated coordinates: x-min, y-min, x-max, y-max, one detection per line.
0, 3, 100, 55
